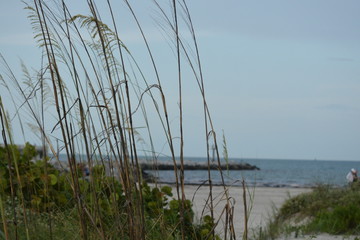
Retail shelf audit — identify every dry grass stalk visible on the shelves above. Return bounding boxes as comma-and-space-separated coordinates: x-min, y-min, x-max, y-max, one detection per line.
0, 0, 241, 239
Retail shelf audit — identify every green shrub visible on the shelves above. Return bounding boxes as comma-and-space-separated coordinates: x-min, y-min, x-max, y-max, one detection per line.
0, 143, 73, 211
1, 143, 220, 239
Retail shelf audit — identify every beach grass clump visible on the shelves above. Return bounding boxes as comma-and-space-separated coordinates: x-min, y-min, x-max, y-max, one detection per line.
0, 0, 237, 238
3, 209, 82, 240
253, 184, 360, 239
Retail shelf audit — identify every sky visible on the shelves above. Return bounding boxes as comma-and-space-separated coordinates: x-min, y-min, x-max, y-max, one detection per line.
1, 0, 360, 161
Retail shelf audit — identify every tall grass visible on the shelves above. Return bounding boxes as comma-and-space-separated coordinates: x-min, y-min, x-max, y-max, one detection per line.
0, 0, 239, 239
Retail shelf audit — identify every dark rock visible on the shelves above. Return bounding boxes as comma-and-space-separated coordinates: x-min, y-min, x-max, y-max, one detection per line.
139, 162, 260, 171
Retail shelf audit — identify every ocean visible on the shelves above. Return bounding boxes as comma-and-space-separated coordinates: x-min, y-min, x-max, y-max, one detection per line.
145, 158, 360, 188
56, 154, 359, 188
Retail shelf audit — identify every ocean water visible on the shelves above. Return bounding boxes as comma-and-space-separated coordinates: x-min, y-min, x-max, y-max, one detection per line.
55, 154, 359, 188
145, 158, 360, 188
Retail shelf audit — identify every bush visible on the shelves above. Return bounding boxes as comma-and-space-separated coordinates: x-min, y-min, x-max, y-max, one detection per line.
0, 143, 220, 239
0, 143, 71, 211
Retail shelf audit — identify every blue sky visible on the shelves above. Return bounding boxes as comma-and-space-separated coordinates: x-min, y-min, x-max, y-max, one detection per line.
1, 0, 360, 160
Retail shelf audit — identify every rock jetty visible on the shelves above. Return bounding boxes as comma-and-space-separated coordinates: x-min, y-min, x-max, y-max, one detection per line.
50, 159, 260, 174
139, 161, 259, 171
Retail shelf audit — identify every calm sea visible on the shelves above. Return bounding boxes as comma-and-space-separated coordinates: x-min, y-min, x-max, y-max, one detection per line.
56, 154, 359, 188
145, 158, 360, 188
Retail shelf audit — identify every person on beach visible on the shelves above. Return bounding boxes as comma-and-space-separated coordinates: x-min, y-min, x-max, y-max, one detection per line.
346, 168, 358, 183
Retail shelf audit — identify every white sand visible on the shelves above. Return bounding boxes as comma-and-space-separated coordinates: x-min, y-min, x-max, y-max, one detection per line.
182, 185, 311, 238
150, 184, 358, 239
153, 184, 311, 238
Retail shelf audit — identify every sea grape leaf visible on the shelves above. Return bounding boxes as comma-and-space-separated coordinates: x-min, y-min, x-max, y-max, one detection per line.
49, 174, 57, 185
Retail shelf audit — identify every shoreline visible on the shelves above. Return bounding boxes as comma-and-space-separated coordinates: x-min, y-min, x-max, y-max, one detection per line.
151, 181, 319, 189
169, 184, 357, 240
51, 157, 353, 188
152, 183, 312, 238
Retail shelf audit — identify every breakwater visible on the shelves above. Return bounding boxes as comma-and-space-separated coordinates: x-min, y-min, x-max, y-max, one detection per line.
139, 161, 260, 171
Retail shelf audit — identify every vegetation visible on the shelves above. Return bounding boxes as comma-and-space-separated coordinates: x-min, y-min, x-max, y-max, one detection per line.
0, 0, 236, 239
0, 143, 220, 239
253, 184, 360, 239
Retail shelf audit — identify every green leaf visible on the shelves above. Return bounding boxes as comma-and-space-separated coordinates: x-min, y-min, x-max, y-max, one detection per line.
161, 186, 173, 197
49, 174, 57, 185
31, 195, 42, 206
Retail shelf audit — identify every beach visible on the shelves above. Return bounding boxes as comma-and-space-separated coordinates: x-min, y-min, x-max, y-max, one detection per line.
158, 184, 311, 238
177, 185, 356, 240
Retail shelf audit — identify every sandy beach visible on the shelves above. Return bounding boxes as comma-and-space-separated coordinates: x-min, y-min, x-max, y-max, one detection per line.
156, 184, 311, 238
174, 185, 356, 240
